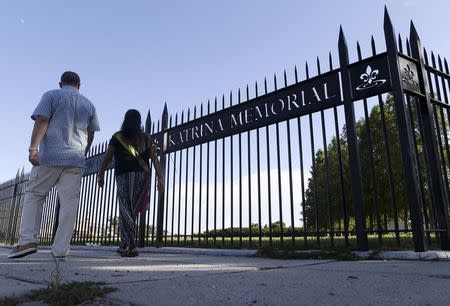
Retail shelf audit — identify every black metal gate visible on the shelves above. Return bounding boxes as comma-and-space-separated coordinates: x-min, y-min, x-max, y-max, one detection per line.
1, 8, 449, 252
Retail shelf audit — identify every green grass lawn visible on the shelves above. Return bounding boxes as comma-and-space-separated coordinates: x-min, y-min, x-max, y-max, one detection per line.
65, 232, 440, 252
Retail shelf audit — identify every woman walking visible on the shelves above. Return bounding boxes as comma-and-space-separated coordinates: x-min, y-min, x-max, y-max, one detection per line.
97, 109, 163, 257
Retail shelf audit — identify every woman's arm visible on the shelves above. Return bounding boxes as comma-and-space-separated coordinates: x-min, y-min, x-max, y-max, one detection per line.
97, 145, 115, 187
150, 144, 164, 191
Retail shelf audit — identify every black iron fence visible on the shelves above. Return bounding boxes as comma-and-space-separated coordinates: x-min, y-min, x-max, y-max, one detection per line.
1, 8, 449, 252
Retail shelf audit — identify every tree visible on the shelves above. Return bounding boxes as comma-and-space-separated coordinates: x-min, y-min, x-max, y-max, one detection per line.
303, 94, 439, 233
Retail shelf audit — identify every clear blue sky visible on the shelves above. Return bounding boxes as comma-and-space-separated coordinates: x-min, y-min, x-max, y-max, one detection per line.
1, 0, 450, 182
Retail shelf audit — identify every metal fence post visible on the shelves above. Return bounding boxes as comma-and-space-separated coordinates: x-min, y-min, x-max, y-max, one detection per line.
6, 170, 20, 245
10, 169, 25, 245
155, 104, 168, 247
409, 22, 450, 250
338, 27, 368, 251
383, 8, 426, 252
138, 111, 152, 247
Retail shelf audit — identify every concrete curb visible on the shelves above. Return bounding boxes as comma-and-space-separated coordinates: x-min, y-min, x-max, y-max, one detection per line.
3, 245, 449, 260
0, 245, 258, 257
352, 250, 450, 261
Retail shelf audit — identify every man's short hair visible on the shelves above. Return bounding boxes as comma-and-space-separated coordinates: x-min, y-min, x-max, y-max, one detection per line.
60, 71, 80, 86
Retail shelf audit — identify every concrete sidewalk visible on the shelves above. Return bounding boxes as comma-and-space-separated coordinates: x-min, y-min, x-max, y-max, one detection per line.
1, 247, 450, 305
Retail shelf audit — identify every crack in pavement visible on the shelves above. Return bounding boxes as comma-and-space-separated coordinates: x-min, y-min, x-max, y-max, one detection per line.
0, 258, 337, 287
101, 260, 338, 285
0, 273, 47, 285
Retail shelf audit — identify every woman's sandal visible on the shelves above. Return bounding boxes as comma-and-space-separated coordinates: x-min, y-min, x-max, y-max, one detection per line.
119, 246, 139, 257
116, 245, 128, 256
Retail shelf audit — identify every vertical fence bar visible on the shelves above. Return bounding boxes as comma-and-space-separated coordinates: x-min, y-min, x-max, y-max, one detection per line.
6, 171, 19, 245
246, 86, 253, 247
306, 62, 320, 248
356, 42, 382, 244
255, 82, 263, 247
190, 107, 197, 244
184, 111, 190, 244
230, 91, 234, 246
284, 71, 295, 246
238, 89, 243, 247
213, 98, 217, 246
384, 10, 425, 251
264, 79, 273, 245
156, 105, 168, 247
177, 116, 183, 245
198, 104, 204, 245
318, 57, 334, 247
409, 21, 449, 250
274, 74, 284, 246
222, 95, 226, 246
164, 116, 173, 245
294, 67, 308, 247
338, 26, 368, 251
170, 114, 178, 245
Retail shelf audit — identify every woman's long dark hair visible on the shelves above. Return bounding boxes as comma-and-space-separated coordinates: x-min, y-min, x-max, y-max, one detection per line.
121, 109, 142, 140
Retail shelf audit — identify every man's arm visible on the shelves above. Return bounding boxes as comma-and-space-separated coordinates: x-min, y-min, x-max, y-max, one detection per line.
85, 131, 95, 155
28, 115, 49, 166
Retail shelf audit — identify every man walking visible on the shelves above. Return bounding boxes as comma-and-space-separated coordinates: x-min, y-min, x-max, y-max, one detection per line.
8, 71, 100, 259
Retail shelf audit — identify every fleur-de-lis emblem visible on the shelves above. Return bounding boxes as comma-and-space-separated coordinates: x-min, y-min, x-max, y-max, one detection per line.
356, 65, 387, 91
402, 64, 419, 87
360, 66, 379, 85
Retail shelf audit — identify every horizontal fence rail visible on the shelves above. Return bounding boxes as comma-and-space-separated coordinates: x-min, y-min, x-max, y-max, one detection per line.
0, 8, 449, 252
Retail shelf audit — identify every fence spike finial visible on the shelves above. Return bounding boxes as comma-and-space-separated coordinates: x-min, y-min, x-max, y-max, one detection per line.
338, 25, 349, 67
423, 47, 429, 65
145, 110, 152, 133
305, 61, 310, 79
294, 65, 298, 83
431, 51, 437, 68
406, 38, 411, 56
383, 6, 394, 35
181, 110, 184, 123
371, 35, 376, 55
283, 70, 287, 87
356, 41, 362, 60
438, 55, 444, 72
328, 52, 333, 70
410, 20, 421, 43
255, 81, 259, 97
175, 112, 178, 125
273, 73, 277, 90
246, 84, 249, 100
444, 58, 449, 74
222, 94, 225, 109
398, 33, 403, 53
238, 88, 241, 103
316, 56, 321, 75
338, 25, 347, 49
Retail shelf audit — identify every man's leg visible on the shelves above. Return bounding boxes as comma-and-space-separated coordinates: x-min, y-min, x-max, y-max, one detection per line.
9, 166, 61, 258
18, 166, 61, 245
52, 167, 83, 257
